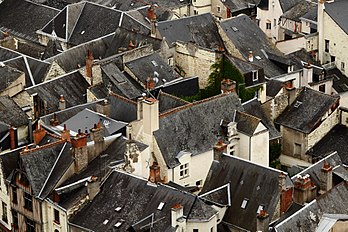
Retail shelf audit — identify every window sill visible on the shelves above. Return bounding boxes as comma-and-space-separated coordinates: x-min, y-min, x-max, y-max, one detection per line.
179, 175, 190, 180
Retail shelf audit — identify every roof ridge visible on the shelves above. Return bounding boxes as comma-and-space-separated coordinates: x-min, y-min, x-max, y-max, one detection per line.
20, 139, 65, 155
109, 92, 137, 105
159, 91, 190, 104
159, 93, 233, 118
236, 110, 261, 122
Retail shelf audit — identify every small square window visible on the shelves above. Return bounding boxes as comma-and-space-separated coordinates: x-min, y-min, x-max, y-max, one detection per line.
252, 70, 258, 81
217, 6, 221, 13
54, 209, 60, 224
24, 192, 33, 212
193, 229, 199, 232
341, 62, 345, 72
196, 180, 202, 186
180, 163, 189, 178
266, 23, 271, 30
319, 84, 325, 93
325, 40, 330, 52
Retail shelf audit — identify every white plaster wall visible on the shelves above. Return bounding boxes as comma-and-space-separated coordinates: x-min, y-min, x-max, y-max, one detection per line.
257, 0, 283, 41
192, 0, 212, 14
308, 107, 339, 149
276, 36, 306, 54
238, 132, 251, 161
311, 79, 333, 95
250, 129, 269, 167
187, 215, 217, 232
172, 150, 213, 187
0, 171, 12, 230
274, 71, 301, 88
43, 201, 68, 232
18, 125, 29, 144
319, 7, 348, 76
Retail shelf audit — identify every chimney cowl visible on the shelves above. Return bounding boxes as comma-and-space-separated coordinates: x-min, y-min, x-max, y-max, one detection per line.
249, 51, 253, 62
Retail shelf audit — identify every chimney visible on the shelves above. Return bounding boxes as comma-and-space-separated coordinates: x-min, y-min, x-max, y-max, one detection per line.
302, 61, 313, 86
9, 126, 17, 150
148, 162, 162, 183
171, 203, 184, 228
86, 50, 94, 85
279, 172, 293, 215
58, 95, 66, 111
61, 124, 70, 141
256, 210, 270, 232
293, 174, 316, 205
3, 31, 9, 38
89, 121, 104, 162
213, 140, 227, 161
96, 99, 111, 117
128, 40, 136, 50
71, 130, 88, 173
147, 5, 157, 37
137, 97, 159, 135
320, 161, 333, 194
87, 176, 100, 201
146, 77, 156, 90
285, 86, 296, 106
50, 113, 59, 126
249, 51, 254, 62
33, 124, 46, 145
221, 79, 236, 94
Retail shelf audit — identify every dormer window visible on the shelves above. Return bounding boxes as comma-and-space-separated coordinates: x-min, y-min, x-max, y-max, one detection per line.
252, 70, 258, 81
241, 198, 249, 209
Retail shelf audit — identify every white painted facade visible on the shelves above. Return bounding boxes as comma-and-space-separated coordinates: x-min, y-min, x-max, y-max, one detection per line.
0, 164, 12, 231
42, 200, 68, 232
257, 0, 284, 41
192, 0, 212, 15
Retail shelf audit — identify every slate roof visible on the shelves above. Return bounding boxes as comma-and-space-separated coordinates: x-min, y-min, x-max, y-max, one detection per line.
0, 0, 59, 42
59, 108, 127, 136
275, 87, 339, 133
125, 53, 179, 88
70, 170, 216, 231
20, 141, 67, 197
279, 0, 303, 13
0, 148, 21, 180
160, 76, 200, 97
281, 1, 316, 22
306, 124, 348, 165
301, 4, 317, 22
26, 71, 89, 114
101, 62, 143, 100
42, 38, 62, 60
109, 93, 137, 122
324, 0, 348, 35
223, 0, 259, 13
201, 155, 293, 232
220, 14, 286, 78
40, 1, 150, 46
243, 98, 281, 140
266, 79, 284, 97
327, 68, 348, 93
0, 65, 24, 93
157, 13, 223, 49
225, 55, 266, 88
274, 182, 348, 232
0, 96, 29, 128
157, 91, 189, 113
291, 151, 345, 189
0, 46, 21, 62
235, 111, 263, 136
154, 93, 243, 168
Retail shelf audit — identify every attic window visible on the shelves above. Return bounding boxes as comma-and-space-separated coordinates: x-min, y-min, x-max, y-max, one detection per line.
103, 219, 109, 225
81, 30, 85, 35
151, 60, 158, 67
241, 199, 249, 209
257, 205, 264, 214
294, 101, 302, 108
114, 220, 124, 228
232, 27, 238, 32
157, 202, 165, 210
255, 56, 261, 60
115, 207, 122, 212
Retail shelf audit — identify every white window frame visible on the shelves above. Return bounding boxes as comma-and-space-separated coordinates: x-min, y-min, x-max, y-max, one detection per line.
252, 70, 258, 81
179, 163, 189, 178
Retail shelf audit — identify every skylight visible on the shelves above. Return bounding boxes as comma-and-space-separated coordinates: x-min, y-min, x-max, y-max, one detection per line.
232, 27, 238, 32
151, 60, 158, 67
157, 202, 165, 210
255, 56, 261, 60
103, 219, 109, 225
294, 101, 302, 108
114, 220, 124, 228
241, 199, 249, 209
115, 207, 122, 212
257, 205, 264, 214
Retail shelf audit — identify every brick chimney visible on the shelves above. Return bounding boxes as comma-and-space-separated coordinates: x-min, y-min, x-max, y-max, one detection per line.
71, 130, 88, 173
61, 124, 70, 141
33, 124, 46, 145
147, 5, 157, 37
285, 85, 296, 106
89, 121, 104, 162
279, 172, 293, 215
86, 50, 94, 85
50, 113, 59, 126
213, 140, 227, 161
171, 203, 185, 228
128, 40, 136, 50
221, 79, 236, 94
256, 210, 270, 232
320, 161, 333, 194
58, 95, 66, 111
249, 51, 254, 62
148, 162, 163, 183
96, 99, 111, 117
293, 174, 316, 205
146, 77, 156, 90
9, 126, 17, 150
87, 176, 100, 201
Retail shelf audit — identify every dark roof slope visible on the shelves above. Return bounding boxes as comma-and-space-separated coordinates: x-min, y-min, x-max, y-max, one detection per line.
201, 155, 293, 231
307, 125, 348, 165
220, 14, 286, 78
328, 67, 348, 93
0, 65, 23, 92
266, 79, 284, 97
281, 1, 316, 22
70, 170, 216, 231
279, 0, 303, 12
223, 0, 259, 13
325, 0, 348, 35
275, 87, 339, 133
157, 91, 189, 113
0, 0, 58, 42
0, 148, 20, 180
154, 93, 243, 168
0, 96, 29, 127
0, 46, 21, 62
109, 93, 137, 122
243, 98, 281, 140
235, 111, 262, 136
26, 71, 89, 114
157, 13, 223, 49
